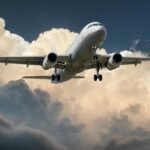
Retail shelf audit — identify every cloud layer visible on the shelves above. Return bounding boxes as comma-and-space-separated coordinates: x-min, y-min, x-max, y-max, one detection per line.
0, 115, 66, 150
0, 17, 150, 149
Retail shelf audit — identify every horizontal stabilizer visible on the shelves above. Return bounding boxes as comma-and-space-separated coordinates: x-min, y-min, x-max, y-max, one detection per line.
73, 76, 85, 79
23, 76, 51, 80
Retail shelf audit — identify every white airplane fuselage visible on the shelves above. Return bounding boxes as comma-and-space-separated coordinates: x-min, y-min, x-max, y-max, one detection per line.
53, 22, 107, 83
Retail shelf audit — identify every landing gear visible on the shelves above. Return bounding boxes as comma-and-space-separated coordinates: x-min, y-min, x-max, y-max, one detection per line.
52, 74, 56, 81
57, 74, 60, 81
51, 74, 61, 82
93, 74, 102, 81
99, 74, 102, 81
94, 74, 97, 81
93, 59, 103, 81
51, 69, 61, 82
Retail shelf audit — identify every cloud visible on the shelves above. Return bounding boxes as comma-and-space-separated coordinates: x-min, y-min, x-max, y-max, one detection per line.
130, 38, 140, 51
0, 17, 150, 149
94, 111, 150, 150
29, 28, 78, 55
103, 137, 150, 150
0, 18, 5, 36
0, 79, 83, 150
0, 115, 66, 150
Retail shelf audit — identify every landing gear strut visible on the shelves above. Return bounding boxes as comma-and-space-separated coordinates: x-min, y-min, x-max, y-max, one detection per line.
93, 61, 103, 81
51, 69, 60, 82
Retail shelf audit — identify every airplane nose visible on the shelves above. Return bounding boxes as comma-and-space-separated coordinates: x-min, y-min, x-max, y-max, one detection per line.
96, 26, 107, 40
102, 26, 107, 38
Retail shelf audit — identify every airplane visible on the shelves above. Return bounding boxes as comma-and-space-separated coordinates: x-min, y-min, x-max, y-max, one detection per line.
0, 21, 150, 84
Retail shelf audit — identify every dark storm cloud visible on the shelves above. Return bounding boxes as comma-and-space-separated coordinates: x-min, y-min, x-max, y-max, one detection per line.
0, 80, 150, 150
93, 104, 150, 150
0, 77, 149, 150
0, 115, 66, 150
0, 80, 83, 150
103, 137, 150, 150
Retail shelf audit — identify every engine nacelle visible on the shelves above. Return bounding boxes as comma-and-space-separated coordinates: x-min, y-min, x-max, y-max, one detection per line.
107, 53, 122, 70
42, 52, 57, 70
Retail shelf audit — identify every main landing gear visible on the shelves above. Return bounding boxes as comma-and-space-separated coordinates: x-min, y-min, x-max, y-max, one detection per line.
51, 74, 60, 81
51, 69, 60, 82
94, 74, 102, 81
93, 61, 103, 81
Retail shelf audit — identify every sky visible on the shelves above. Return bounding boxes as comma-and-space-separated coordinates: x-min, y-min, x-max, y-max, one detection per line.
1, 1, 150, 150
0, 0, 150, 52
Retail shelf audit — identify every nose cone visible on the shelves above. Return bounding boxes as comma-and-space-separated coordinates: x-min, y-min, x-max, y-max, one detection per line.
96, 25, 107, 41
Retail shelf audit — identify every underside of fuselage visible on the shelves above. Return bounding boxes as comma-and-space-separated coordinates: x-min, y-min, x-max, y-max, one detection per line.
51, 26, 107, 84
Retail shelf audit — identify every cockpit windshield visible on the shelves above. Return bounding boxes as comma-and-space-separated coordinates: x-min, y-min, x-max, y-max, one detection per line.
87, 22, 103, 29
81, 22, 103, 33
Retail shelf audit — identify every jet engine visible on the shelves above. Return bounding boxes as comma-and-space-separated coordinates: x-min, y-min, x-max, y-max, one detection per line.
42, 52, 57, 70
107, 53, 122, 70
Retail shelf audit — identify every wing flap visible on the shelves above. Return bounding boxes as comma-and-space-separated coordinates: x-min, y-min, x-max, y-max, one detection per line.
121, 60, 141, 65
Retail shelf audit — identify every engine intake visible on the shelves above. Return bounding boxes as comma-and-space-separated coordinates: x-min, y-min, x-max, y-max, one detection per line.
42, 52, 58, 70
48, 52, 57, 63
107, 53, 122, 70
113, 53, 122, 63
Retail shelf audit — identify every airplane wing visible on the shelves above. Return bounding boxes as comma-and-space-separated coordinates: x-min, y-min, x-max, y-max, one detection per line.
87, 54, 150, 69
0, 56, 44, 66
0, 55, 70, 69
121, 56, 150, 65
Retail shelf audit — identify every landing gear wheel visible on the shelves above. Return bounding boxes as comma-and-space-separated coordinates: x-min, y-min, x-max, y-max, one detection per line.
56, 74, 60, 81
98, 74, 103, 81
94, 74, 97, 81
51, 74, 61, 82
93, 74, 103, 81
51, 74, 56, 81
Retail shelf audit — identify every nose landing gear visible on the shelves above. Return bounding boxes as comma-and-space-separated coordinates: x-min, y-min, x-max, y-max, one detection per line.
93, 61, 103, 81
